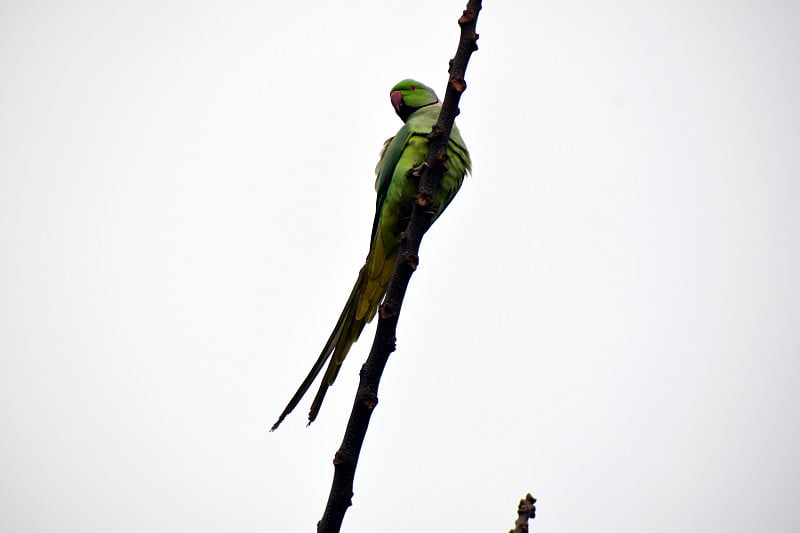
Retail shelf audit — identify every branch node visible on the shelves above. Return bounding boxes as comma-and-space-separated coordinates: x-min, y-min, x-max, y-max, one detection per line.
414, 191, 434, 207
458, 9, 476, 25
428, 125, 446, 141
333, 450, 351, 466
356, 391, 379, 411
378, 302, 398, 319
403, 253, 419, 270
450, 77, 467, 92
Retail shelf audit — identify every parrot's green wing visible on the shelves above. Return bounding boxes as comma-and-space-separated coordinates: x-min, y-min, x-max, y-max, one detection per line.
371, 125, 412, 244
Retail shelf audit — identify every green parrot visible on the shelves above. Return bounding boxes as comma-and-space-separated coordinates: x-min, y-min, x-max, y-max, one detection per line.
271, 79, 470, 430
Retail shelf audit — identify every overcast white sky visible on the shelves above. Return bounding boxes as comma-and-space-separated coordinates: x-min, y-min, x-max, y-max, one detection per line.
2, 1, 799, 532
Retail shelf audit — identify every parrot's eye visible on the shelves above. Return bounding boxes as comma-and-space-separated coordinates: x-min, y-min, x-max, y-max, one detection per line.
410, 85, 417, 91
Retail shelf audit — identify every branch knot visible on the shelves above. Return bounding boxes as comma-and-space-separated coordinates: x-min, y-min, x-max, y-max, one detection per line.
458, 9, 476, 25
378, 302, 398, 319
450, 77, 467, 92
414, 191, 434, 208
333, 450, 351, 466
356, 391, 379, 411
403, 253, 419, 270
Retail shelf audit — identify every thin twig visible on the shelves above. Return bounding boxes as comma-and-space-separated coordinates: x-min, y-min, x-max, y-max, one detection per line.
509, 493, 537, 533
316, 2, 482, 532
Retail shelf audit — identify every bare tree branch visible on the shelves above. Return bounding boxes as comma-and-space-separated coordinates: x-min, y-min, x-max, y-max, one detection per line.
316, 1, 482, 532
509, 494, 538, 533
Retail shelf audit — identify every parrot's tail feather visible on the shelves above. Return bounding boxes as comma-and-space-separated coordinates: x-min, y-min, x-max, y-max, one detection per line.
270, 323, 342, 431
271, 267, 370, 431
307, 274, 370, 424
308, 380, 330, 426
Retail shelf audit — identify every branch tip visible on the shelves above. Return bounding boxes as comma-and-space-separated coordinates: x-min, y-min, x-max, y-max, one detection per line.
509, 493, 537, 533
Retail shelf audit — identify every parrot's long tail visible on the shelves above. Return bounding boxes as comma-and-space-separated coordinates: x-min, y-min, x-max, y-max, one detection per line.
271, 266, 374, 431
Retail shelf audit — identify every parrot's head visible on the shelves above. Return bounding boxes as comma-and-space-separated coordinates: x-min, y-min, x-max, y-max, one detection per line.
390, 79, 439, 122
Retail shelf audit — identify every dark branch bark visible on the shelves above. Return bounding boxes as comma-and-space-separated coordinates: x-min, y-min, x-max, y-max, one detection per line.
508, 493, 537, 533
316, 2, 482, 532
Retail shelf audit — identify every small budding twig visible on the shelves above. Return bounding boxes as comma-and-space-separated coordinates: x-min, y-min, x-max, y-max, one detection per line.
315, 1, 482, 533
509, 494, 538, 533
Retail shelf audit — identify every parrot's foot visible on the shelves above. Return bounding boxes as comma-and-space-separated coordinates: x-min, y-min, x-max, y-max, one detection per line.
407, 161, 429, 179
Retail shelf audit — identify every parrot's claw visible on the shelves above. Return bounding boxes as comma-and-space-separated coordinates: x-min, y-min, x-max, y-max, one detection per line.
408, 162, 430, 179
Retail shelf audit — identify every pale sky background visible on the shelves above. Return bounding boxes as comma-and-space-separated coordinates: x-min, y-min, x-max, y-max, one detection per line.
2, 1, 799, 532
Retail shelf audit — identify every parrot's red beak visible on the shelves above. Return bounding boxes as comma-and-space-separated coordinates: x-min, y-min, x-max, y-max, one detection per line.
390, 91, 403, 113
